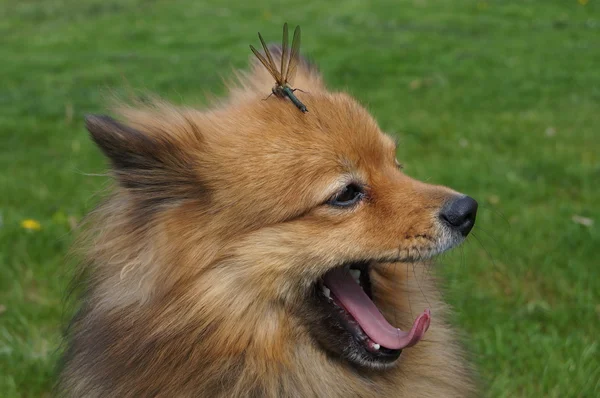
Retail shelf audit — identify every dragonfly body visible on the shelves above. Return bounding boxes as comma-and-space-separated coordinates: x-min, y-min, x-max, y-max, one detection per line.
251, 23, 308, 113
276, 85, 307, 113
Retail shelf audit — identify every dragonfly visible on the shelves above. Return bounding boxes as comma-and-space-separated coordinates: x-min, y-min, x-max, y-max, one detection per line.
250, 23, 308, 113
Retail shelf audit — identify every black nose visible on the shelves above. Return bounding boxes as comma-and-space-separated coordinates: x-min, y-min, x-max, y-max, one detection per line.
440, 196, 478, 236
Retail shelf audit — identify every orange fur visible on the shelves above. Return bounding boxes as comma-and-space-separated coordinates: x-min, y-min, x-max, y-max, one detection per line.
59, 50, 476, 397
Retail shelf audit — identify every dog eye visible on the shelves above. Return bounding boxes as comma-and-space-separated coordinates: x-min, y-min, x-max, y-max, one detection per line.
328, 184, 365, 207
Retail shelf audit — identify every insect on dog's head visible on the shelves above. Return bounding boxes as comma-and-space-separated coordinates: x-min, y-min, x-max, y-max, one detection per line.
85, 53, 476, 370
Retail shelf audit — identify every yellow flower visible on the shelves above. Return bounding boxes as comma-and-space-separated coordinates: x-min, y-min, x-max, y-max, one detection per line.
21, 219, 41, 231
578, 0, 588, 5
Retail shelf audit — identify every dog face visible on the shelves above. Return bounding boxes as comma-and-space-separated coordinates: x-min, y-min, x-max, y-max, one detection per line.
190, 90, 477, 369
81, 51, 477, 386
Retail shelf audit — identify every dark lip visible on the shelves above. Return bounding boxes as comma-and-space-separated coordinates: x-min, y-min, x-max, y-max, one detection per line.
316, 261, 403, 363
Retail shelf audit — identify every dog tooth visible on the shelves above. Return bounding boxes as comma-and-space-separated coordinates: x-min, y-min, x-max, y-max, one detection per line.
373, 344, 380, 350
322, 286, 331, 298
349, 269, 361, 282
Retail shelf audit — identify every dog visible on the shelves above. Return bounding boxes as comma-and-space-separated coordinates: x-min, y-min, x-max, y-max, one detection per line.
59, 45, 478, 397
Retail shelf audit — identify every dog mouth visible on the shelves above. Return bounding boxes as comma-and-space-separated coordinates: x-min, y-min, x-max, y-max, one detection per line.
311, 262, 431, 368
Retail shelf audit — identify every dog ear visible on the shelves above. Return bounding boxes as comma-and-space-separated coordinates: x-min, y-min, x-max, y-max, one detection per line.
86, 114, 162, 172
85, 114, 205, 207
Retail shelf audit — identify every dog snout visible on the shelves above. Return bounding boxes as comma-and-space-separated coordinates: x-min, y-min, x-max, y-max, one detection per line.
439, 195, 478, 236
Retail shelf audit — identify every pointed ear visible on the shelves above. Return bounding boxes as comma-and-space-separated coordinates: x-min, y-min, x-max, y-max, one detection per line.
86, 114, 161, 172
85, 114, 206, 207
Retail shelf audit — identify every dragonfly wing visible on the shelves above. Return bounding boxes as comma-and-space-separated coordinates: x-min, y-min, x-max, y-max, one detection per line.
284, 25, 301, 84
280, 23, 289, 86
250, 44, 281, 82
258, 32, 281, 83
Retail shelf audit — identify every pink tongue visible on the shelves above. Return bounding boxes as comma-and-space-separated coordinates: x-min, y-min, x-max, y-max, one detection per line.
323, 268, 430, 350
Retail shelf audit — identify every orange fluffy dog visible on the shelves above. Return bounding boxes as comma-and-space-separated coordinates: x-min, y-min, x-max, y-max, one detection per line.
59, 44, 478, 397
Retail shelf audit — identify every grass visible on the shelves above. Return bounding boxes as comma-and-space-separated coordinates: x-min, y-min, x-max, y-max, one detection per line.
1, 0, 598, 396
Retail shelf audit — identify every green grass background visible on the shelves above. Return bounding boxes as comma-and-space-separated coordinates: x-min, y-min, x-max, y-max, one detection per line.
1, 0, 599, 396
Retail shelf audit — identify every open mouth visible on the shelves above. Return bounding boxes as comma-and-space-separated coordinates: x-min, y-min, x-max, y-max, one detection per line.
312, 262, 431, 368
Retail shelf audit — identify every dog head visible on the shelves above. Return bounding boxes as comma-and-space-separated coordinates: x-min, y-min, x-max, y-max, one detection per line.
83, 47, 477, 372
